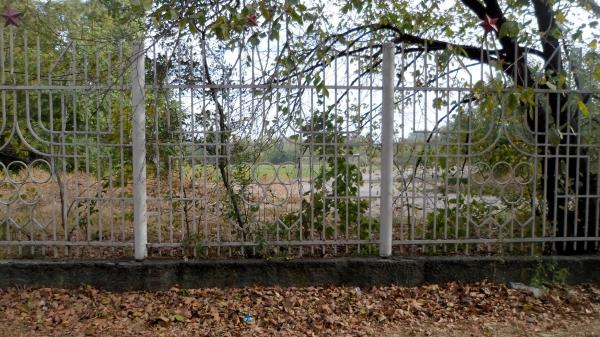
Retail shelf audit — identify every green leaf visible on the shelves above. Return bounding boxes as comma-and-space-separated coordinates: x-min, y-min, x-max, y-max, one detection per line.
555, 10, 566, 23
173, 314, 185, 322
316, 80, 329, 97
259, 2, 272, 21
248, 33, 260, 46
340, 2, 352, 14
499, 21, 519, 38
432, 97, 446, 109
577, 100, 589, 118
269, 20, 281, 40
209, 16, 230, 40
473, 80, 485, 99
151, 14, 160, 27
505, 92, 519, 112
351, 0, 364, 12
285, 5, 303, 24
189, 21, 198, 34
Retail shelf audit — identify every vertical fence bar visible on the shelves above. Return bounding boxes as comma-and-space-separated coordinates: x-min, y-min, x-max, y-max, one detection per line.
380, 43, 395, 257
132, 40, 147, 260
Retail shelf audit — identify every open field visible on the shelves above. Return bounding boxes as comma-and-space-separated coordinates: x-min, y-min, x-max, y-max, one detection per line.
0, 161, 570, 258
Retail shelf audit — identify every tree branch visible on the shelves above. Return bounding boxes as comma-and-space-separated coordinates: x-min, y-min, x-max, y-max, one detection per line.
482, 0, 504, 17
459, 0, 537, 87
199, 33, 247, 238
461, 0, 487, 18
272, 21, 544, 87
391, 32, 498, 64
531, 0, 562, 74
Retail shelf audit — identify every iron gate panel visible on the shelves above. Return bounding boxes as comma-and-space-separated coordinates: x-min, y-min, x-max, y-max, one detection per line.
0, 28, 598, 258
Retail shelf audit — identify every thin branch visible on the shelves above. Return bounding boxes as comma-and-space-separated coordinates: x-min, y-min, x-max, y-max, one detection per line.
199, 33, 247, 238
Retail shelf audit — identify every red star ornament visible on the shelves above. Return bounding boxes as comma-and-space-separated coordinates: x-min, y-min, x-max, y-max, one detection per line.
1, 6, 22, 27
480, 15, 499, 33
246, 13, 258, 27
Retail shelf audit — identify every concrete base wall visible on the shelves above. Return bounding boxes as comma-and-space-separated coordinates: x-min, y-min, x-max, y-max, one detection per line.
0, 256, 598, 291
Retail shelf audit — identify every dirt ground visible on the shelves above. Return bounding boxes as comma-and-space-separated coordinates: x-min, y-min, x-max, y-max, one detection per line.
386, 319, 600, 337
0, 282, 598, 337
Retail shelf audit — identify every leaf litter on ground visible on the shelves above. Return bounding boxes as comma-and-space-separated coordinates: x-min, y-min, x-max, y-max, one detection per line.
0, 281, 598, 336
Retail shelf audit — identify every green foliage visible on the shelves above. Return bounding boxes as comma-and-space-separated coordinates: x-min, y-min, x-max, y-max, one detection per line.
0, 1, 156, 171
16, 0, 145, 43
252, 222, 288, 257
282, 110, 379, 247
260, 139, 299, 165
424, 192, 537, 253
0, 1, 190, 183
529, 260, 569, 288
425, 196, 497, 240
181, 233, 208, 258
229, 162, 260, 224
152, 0, 319, 47
148, 0, 600, 102
427, 79, 537, 175
499, 20, 519, 38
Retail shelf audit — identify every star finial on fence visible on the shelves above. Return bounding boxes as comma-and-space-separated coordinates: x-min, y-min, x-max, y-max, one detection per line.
246, 13, 258, 27
480, 15, 499, 33
1, 6, 22, 28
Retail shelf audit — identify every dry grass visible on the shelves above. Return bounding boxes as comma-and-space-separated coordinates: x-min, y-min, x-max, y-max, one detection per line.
0, 165, 564, 259
0, 166, 314, 258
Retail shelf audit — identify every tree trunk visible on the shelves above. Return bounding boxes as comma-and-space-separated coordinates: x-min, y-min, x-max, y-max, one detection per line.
537, 94, 599, 254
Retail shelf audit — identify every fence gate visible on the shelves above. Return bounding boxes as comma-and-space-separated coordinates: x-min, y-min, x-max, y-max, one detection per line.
0, 28, 138, 258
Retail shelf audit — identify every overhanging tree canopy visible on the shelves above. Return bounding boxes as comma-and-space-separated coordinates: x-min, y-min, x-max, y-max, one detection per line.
151, 0, 600, 254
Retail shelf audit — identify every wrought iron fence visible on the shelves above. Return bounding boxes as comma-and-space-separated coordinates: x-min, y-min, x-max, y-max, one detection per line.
0, 27, 598, 258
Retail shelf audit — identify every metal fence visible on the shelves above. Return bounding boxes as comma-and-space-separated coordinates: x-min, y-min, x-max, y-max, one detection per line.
0, 27, 598, 259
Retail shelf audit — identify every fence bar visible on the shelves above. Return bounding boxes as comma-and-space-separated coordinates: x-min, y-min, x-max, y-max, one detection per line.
132, 40, 147, 260
380, 43, 395, 257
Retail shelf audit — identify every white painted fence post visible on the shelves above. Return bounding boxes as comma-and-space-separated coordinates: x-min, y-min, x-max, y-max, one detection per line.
380, 43, 395, 257
132, 40, 147, 261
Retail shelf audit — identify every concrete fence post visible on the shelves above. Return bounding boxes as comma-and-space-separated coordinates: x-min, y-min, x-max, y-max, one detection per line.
132, 40, 147, 261
380, 43, 395, 257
